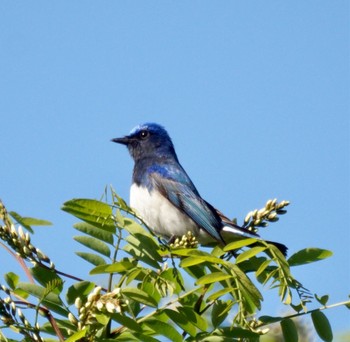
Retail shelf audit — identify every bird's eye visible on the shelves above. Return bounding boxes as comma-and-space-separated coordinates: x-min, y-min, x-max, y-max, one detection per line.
139, 130, 149, 139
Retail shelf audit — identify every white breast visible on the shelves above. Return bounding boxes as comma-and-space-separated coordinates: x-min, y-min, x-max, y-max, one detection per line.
130, 184, 214, 243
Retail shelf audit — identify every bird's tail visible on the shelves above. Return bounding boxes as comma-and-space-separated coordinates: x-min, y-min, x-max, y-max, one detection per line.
258, 240, 288, 257
221, 224, 288, 257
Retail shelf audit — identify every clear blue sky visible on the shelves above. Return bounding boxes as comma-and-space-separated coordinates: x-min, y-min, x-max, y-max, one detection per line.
1, 1, 349, 338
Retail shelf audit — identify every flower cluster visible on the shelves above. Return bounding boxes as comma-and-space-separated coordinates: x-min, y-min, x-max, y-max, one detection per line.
0, 285, 42, 341
70, 287, 128, 332
0, 201, 54, 269
169, 231, 198, 249
243, 199, 290, 232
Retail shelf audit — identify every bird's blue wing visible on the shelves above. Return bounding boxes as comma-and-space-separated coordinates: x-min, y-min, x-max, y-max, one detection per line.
149, 166, 225, 243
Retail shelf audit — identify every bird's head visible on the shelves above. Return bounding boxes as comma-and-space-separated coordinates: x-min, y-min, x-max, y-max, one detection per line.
112, 123, 177, 161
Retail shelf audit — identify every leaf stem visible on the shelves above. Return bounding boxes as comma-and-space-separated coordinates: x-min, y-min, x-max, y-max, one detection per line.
259, 299, 350, 327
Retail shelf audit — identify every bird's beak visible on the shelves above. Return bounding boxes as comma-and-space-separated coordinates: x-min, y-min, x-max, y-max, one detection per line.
111, 136, 130, 145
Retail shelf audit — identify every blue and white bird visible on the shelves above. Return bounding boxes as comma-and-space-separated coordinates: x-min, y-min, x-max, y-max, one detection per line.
112, 123, 287, 255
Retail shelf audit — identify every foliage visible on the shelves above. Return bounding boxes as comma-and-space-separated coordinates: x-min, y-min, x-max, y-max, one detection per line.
0, 191, 348, 342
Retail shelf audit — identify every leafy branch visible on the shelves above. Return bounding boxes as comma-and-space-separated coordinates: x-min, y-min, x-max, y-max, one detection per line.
0, 192, 347, 342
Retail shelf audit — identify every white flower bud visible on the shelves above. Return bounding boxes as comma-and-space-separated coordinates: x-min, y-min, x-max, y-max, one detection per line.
87, 293, 94, 302
265, 199, 273, 209
106, 302, 115, 313
268, 212, 277, 220
112, 287, 121, 296
23, 246, 31, 256
1, 285, 9, 292
18, 226, 25, 240
96, 300, 104, 311
36, 248, 48, 261
68, 313, 77, 324
74, 297, 83, 309
10, 224, 17, 236
93, 286, 102, 295
17, 308, 24, 319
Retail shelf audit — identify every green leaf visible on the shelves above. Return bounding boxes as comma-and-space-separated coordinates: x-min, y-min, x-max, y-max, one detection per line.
128, 333, 159, 342
124, 234, 162, 269
90, 260, 136, 275
123, 218, 152, 236
112, 189, 131, 211
255, 259, 272, 277
122, 288, 158, 307
178, 292, 199, 308
111, 313, 142, 332
231, 264, 263, 311
128, 299, 143, 317
17, 282, 68, 316
4, 272, 19, 290
41, 318, 76, 336
13, 287, 30, 299
164, 309, 197, 337
130, 234, 163, 261
211, 300, 234, 328
74, 222, 114, 244
62, 198, 115, 232
74, 235, 110, 257
259, 266, 279, 285
65, 328, 87, 342
346, 296, 350, 310
223, 238, 258, 252
211, 245, 226, 258
311, 311, 333, 342
126, 268, 146, 285
183, 264, 207, 280
159, 268, 184, 295
290, 303, 304, 313
208, 327, 260, 338
315, 294, 329, 306
9, 211, 52, 233
94, 312, 110, 325
207, 287, 233, 302
17, 282, 61, 304
180, 256, 207, 267
144, 318, 183, 342
76, 252, 107, 266
235, 246, 266, 264
179, 306, 207, 331
196, 272, 232, 285
142, 281, 162, 304
238, 256, 267, 273
174, 249, 227, 266
124, 243, 161, 269
288, 248, 333, 267
113, 332, 158, 342
281, 318, 298, 342
30, 266, 63, 294
259, 315, 283, 324
66, 281, 95, 305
